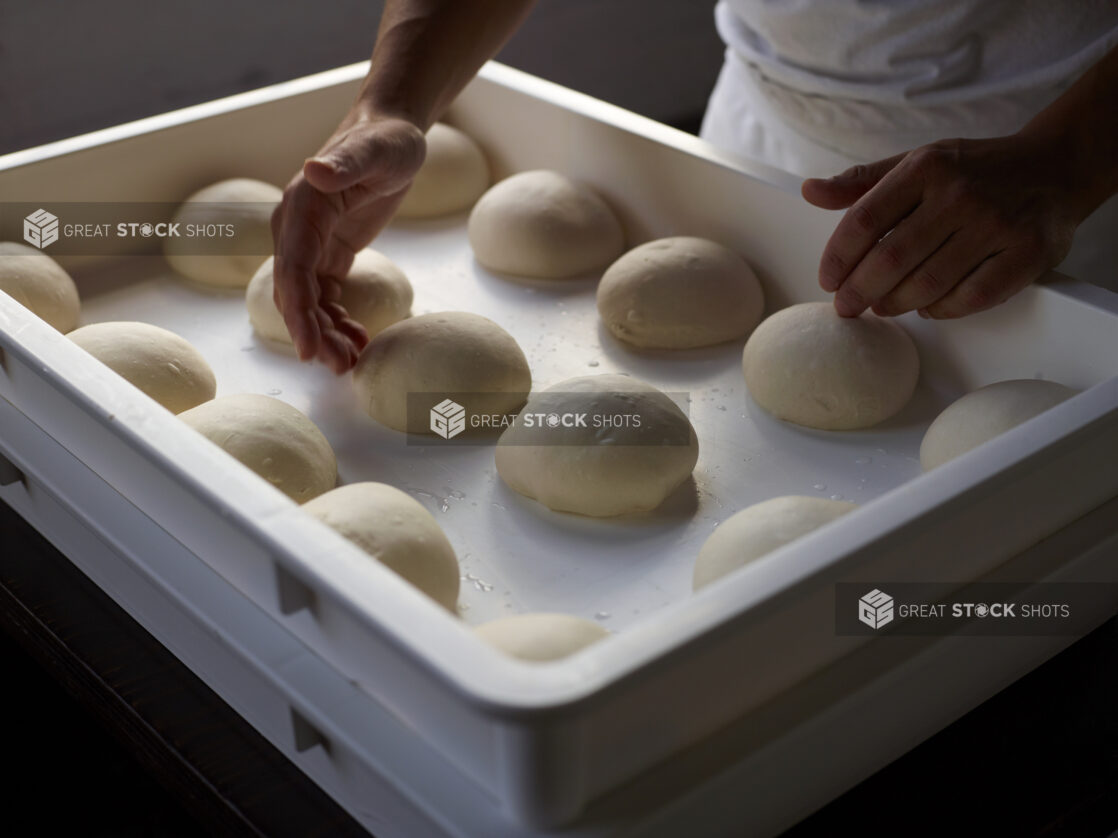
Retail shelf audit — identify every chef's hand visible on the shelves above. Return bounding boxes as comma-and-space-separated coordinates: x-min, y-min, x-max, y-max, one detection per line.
270, 0, 535, 373
800, 136, 1083, 319
801, 45, 1118, 320
271, 109, 425, 372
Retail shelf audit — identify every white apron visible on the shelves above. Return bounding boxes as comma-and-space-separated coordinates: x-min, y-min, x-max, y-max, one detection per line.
701, 0, 1118, 290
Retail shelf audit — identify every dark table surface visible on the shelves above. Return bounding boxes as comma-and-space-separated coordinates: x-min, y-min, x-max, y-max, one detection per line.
2, 497, 1115, 838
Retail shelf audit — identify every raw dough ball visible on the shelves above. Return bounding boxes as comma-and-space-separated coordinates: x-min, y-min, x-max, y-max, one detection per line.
693, 496, 857, 590
164, 178, 281, 288
920, 379, 1077, 470
495, 374, 699, 517
67, 321, 216, 414
467, 170, 625, 278
179, 394, 336, 502
302, 482, 459, 611
246, 249, 412, 343
0, 241, 81, 332
597, 237, 764, 348
475, 613, 609, 662
396, 123, 490, 218
353, 311, 531, 434
742, 302, 919, 430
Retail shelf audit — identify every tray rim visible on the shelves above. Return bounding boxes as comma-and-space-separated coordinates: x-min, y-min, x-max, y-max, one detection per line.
2, 61, 1117, 715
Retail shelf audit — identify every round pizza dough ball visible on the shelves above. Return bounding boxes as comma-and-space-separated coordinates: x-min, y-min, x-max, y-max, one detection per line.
353, 311, 531, 434
598, 237, 765, 349
302, 482, 459, 611
495, 374, 699, 517
475, 613, 609, 662
67, 321, 216, 414
164, 178, 282, 288
0, 241, 81, 332
693, 496, 857, 590
246, 250, 412, 343
742, 302, 919, 430
179, 394, 336, 502
920, 379, 1077, 470
467, 170, 625, 278
395, 123, 490, 218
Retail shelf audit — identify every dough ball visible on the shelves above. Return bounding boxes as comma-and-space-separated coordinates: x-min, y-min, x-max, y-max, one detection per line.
396, 123, 490, 218
179, 394, 336, 502
467, 170, 625, 278
302, 482, 459, 611
67, 321, 216, 414
353, 311, 531, 434
693, 496, 857, 590
920, 379, 1077, 470
246, 249, 412, 343
495, 374, 699, 517
597, 237, 764, 348
475, 613, 609, 662
0, 241, 81, 332
164, 178, 281, 288
742, 302, 919, 430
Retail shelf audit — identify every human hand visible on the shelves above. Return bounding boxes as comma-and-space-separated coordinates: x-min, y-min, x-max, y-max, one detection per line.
271, 108, 426, 372
801, 134, 1091, 320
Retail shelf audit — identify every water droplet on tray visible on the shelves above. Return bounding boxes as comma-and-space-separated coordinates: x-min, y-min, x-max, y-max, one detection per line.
462, 572, 494, 592
830, 493, 844, 501
595, 612, 611, 621
588, 360, 600, 367
813, 483, 826, 492
267, 388, 282, 396
855, 456, 872, 465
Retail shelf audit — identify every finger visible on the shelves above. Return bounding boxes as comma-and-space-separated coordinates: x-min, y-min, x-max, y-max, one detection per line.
274, 185, 340, 360
873, 228, 993, 316
322, 301, 369, 349
815, 153, 933, 294
319, 245, 356, 284
312, 308, 358, 374
833, 201, 958, 317
801, 153, 906, 210
274, 265, 323, 359
318, 275, 343, 304
922, 248, 1041, 319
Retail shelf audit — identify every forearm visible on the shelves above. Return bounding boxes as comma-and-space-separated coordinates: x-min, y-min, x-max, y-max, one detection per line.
1019, 44, 1118, 222
358, 0, 536, 129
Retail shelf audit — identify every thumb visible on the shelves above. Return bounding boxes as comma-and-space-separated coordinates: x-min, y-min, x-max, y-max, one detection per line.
304, 119, 425, 196
801, 154, 905, 209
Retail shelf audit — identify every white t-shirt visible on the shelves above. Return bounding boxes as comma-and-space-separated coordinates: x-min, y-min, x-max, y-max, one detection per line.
701, 0, 1118, 289
715, 0, 1118, 106
704, 0, 1118, 168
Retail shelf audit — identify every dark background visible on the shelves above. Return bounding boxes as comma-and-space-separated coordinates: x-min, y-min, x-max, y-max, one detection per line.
0, 0, 724, 155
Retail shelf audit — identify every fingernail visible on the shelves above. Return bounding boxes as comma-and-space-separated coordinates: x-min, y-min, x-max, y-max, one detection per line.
917, 308, 930, 319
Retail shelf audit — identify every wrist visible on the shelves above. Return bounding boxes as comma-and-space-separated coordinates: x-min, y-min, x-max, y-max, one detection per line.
353, 86, 432, 132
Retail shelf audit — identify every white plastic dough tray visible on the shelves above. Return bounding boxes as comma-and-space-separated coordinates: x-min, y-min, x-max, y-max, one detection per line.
1, 62, 1117, 837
